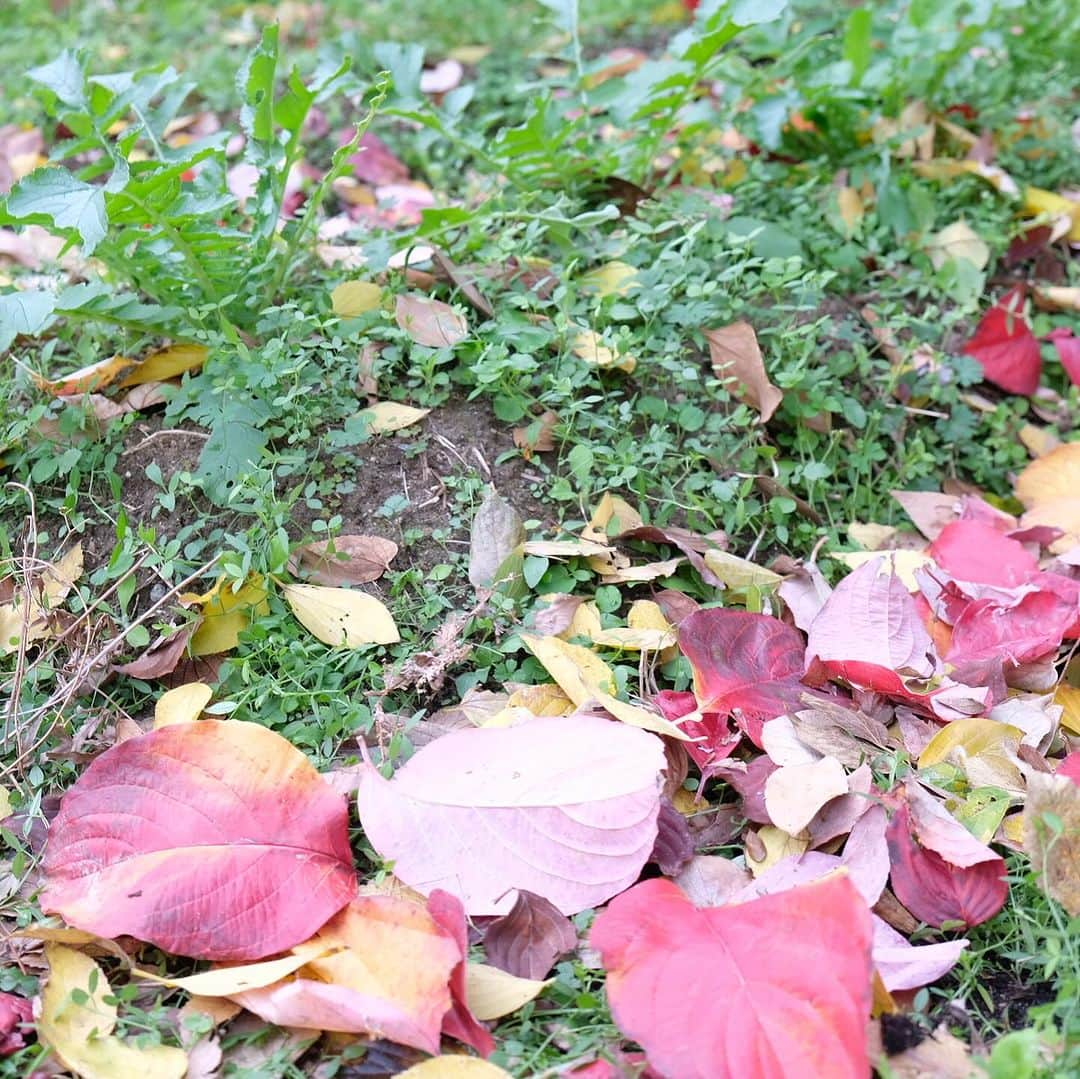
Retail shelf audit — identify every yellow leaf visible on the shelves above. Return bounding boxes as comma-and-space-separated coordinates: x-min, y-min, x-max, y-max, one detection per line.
133, 940, 332, 996
118, 344, 208, 388
33, 355, 136, 396
926, 220, 990, 270
912, 159, 1018, 195
628, 599, 674, 634
746, 825, 808, 877
505, 683, 574, 716
1033, 285, 1080, 313
1015, 442, 1080, 551
154, 682, 212, 727
591, 626, 676, 651
464, 963, 550, 1021
0, 786, 10, 819
832, 550, 933, 591
570, 328, 636, 373
582, 492, 643, 543
837, 186, 864, 236
331, 281, 383, 317
559, 599, 603, 641
580, 260, 638, 297
182, 574, 269, 657
42, 543, 83, 606
359, 401, 431, 434
522, 539, 611, 559
702, 549, 782, 591
39, 944, 188, 1079
919, 718, 1024, 792
1022, 187, 1080, 242
520, 633, 689, 739
1055, 684, 1080, 735
397, 1058, 513, 1079
848, 523, 898, 551
281, 582, 400, 647
1018, 424, 1061, 459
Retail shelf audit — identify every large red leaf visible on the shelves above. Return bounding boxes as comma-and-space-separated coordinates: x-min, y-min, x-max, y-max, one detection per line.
592, 875, 872, 1079
654, 689, 741, 779
961, 286, 1041, 395
41, 720, 356, 960
885, 783, 1007, 929
677, 610, 814, 745
946, 590, 1077, 667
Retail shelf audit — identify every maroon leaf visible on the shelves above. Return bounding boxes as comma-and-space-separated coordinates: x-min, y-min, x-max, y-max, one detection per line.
482, 891, 578, 980
885, 786, 1007, 929
654, 690, 741, 779
648, 800, 694, 876
678, 609, 815, 745
960, 286, 1041, 395
617, 525, 725, 587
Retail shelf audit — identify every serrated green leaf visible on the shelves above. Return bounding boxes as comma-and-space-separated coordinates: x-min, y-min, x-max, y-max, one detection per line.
0, 291, 57, 352
27, 51, 87, 109
6, 169, 107, 254
238, 25, 279, 144
373, 41, 424, 104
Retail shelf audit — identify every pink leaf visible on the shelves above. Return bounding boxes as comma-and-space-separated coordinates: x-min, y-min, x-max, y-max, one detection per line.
871, 916, 969, 992
806, 558, 937, 691
961, 286, 1041, 394
1046, 327, 1080, 386
1059, 752, 1080, 785
41, 721, 356, 960
930, 519, 1039, 587
592, 876, 873, 1079
356, 713, 665, 915
678, 609, 816, 745
947, 590, 1077, 667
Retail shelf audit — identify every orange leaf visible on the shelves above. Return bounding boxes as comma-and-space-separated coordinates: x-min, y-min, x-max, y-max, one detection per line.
705, 321, 783, 423
34, 355, 136, 396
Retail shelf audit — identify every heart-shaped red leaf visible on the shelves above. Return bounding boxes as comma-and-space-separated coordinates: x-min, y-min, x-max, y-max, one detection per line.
42, 720, 356, 960
678, 610, 813, 745
592, 874, 873, 1079
961, 286, 1041, 395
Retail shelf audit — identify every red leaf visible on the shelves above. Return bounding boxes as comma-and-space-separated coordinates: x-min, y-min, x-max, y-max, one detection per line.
929, 520, 1039, 587
885, 785, 1007, 929
678, 610, 813, 745
648, 799, 694, 876
592, 875, 873, 1079
1046, 327, 1080, 386
654, 690, 741, 778
41, 721, 356, 960
0, 992, 32, 1057
960, 286, 1041, 394
482, 890, 578, 980
946, 590, 1077, 667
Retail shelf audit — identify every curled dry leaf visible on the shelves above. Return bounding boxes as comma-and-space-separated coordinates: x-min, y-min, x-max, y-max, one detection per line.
281, 582, 400, 647
395, 293, 469, 347
153, 681, 212, 727
292, 534, 398, 586
482, 890, 577, 980
357, 713, 665, 915
33, 353, 135, 396
117, 343, 208, 387
42, 720, 356, 960
592, 875, 873, 1079
705, 320, 783, 423
39, 944, 188, 1079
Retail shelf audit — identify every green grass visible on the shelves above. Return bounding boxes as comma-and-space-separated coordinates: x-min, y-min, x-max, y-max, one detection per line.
1, 0, 1079, 1075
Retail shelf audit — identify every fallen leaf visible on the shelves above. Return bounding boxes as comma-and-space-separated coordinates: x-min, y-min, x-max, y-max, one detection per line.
929, 518, 1037, 586
118, 343, 208, 387
673, 855, 752, 906
153, 681, 212, 727
468, 486, 524, 589
705, 320, 783, 422
281, 582, 400, 647
39, 944, 188, 1079
961, 286, 1041, 395
398, 1059, 513, 1078
1033, 285, 1080, 313
1023, 772, 1079, 915
837, 186, 864, 236
1055, 683, 1080, 735
892, 490, 959, 541
229, 894, 465, 1053
918, 717, 1024, 792
513, 409, 559, 457
913, 158, 1018, 195
701, 548, 783, 591
42, 720, 356, 960
181, 574, 269, 657
331, 280, 382, 317
832, 549, 932, 591
884, 1023, 977, 1079
926, 220, 990, 270
465, 963, 550, 1020
482, 890, 577, 979
885, 782, 1007, 929
571, 328, 636, 373
521, 633, 688, 738
292, 534, 398, 586
580, 260, 638, 297
1022, 186, 1080, 241
592, 875, 873, 1079
112, 624, 195, 679
357, 712, 665, 915
1015, 441, 1080, 550
33, 354, 135, 396
395, 294, 468, 347
764, 757, 850, 835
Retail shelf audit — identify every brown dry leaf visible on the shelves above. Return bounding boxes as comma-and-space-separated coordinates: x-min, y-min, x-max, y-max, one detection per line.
395, 294, 468, 347
674, 855, 752, 906
121, 382, 169, 411
468, 486, 524, 590
705, 321, 782, 423
1023, 772, 1079, 915
118, 344, 208, 387
482, 890, 577, 980
292, 535, 398, 586
113, 624, 195, 679
34, 354, 136, 396
513, 410, 559, 458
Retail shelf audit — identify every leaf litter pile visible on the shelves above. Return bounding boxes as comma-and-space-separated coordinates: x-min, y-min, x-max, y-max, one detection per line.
0, 1, 1079, 1077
